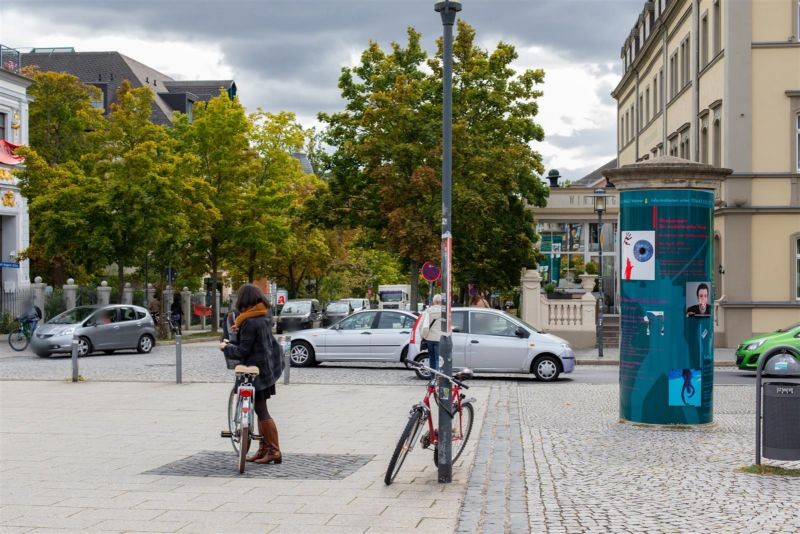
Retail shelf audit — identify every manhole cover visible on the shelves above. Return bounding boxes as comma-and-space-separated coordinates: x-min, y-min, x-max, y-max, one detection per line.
143, 450, 374, 479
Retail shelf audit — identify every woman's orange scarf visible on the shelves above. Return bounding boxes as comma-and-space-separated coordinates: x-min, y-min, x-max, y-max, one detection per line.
234, 302, 268, 329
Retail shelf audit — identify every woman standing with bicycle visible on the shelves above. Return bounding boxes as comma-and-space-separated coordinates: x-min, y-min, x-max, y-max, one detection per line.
220, 284, 284, 464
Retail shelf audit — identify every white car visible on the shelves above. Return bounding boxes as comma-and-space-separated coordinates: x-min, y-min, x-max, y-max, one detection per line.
407, 307, 575, 382
288, 309, 417, 367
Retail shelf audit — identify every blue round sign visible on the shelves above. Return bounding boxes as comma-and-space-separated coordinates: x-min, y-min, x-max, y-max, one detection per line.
421, 261, 440, 282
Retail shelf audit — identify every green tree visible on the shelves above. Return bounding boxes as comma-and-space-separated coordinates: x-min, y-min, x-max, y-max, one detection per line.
172, 90, 258, 330
319, 22, 549, 303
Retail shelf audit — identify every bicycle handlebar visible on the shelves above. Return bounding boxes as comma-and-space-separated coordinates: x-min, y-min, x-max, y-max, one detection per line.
408, 360, 469, 389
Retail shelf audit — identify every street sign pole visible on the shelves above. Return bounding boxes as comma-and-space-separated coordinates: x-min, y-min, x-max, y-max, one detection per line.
435, 0, 461, 484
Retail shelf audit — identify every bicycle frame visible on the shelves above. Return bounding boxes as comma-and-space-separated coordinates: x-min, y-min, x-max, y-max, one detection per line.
418, 379, 465, 446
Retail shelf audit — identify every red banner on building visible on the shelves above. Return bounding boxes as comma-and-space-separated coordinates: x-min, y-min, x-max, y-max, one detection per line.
0, 140, 24, 165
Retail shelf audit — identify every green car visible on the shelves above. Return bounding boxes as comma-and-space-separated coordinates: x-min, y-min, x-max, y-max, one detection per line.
735, 322, 800, 370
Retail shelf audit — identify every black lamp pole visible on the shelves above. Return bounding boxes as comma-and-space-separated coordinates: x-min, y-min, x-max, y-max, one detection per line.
435, 0, 461, 484
593, 188, 606, 358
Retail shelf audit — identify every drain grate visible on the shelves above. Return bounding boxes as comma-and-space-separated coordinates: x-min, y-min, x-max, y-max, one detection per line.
143, 450, 374, 480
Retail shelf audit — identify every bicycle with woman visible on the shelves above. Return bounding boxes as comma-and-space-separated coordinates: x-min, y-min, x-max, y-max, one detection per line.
384, 360, 476, 485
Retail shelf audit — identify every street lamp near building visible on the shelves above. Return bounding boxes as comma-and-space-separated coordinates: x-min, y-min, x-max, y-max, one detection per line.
589, 188, 608, 358
435, 0, 461, 484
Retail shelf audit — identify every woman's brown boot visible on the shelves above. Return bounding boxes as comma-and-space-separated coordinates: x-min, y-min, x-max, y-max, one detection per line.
246, 420, 270, 462
254, 419, 282, 464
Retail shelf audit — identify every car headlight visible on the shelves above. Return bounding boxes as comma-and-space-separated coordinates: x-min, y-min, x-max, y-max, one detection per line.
745, 339, 765, 351
62, 327, 76, 335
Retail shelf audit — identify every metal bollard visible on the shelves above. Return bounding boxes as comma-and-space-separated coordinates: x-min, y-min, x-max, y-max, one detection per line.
71, 334, 79, 382
175, 334, 182, 384
282, 335, 291, 385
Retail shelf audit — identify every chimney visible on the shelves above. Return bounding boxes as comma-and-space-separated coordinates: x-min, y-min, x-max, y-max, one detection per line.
547, 169, 561, 188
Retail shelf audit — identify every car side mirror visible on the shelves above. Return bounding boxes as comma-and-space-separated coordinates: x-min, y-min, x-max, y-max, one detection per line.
453, 326, 462, 333
515, 327, 529, 338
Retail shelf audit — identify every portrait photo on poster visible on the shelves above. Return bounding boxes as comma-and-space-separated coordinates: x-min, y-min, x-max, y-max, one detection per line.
621, 230, 655, 281
685, 281, 711, 317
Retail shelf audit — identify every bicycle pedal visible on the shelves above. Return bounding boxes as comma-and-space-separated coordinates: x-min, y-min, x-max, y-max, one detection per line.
220, 431, 232, 438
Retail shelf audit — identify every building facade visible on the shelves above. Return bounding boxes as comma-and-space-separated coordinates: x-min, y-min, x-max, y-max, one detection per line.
0, 45, 32, 295
612, 0, 800, 346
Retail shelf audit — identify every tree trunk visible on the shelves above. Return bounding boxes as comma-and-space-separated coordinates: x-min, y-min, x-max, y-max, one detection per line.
247, 247, 256, 283
117, 263, 125, 303
409, 259, 419, 313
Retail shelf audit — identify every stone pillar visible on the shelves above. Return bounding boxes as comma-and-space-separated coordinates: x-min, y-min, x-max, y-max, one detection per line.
604, 156, 731, 425
581, 288, 596, 328
122, 282, 133, 304
181, 287, 192, 331
519, 268, 543, 329
31, 276, 46, 318
63, 278, 78, 310
145, 283, 155, 305
97, 281, 111, 306
162, 285, 174, 315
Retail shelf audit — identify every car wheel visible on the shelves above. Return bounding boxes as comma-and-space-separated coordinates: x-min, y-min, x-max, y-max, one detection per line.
77, 337, 92, 357
413, 353, 432, 380
532, 355, 560, 382
137, 334, 155, 354
290, 341, 315, 367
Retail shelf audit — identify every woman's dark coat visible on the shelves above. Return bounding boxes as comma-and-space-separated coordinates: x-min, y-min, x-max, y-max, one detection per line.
222, 314, 284, 391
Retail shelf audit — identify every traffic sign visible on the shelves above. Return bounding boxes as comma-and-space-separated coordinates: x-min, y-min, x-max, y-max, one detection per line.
165, 267, 177, 282
421, 261, 440, 282
0, 261, 19, 269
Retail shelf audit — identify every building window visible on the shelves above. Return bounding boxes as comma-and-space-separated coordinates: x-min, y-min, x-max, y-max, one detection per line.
0, 112, 5, 141
713, 116, 721, 166
659, 69, 664, 110
713, 0, 722, 55
639, 95, 644, 130
701, 13, 709, 68
796, 237, 800, 299
700, 117, 709, 163
630, 105, 635, 139
670, 52, 679, 98
682, 37, 691, 86
645, 88, 650, 123
796, 113, 800, 171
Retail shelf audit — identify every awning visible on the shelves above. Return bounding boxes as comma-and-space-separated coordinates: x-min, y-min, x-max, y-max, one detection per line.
0, 140, 24, 165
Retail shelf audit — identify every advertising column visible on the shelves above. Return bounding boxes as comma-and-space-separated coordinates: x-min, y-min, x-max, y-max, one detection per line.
604, 158, 731, 425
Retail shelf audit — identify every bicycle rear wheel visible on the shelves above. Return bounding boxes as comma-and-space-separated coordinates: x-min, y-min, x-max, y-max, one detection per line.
227, 387, 240, 453
434, 402, 474, 467
8, 330, 29, 351
385, 408, 425, 485
238, 425, 250, 474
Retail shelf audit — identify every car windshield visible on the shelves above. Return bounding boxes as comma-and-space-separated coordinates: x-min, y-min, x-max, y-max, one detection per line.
48, 306, 97, 325
776, 323, 800, 333
327, 302, 349, 313
380, 291, 404, 302
281, 302, 310, 315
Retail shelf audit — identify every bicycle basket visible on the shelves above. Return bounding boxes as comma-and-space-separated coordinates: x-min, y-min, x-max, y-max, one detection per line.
224, 354, 241, 370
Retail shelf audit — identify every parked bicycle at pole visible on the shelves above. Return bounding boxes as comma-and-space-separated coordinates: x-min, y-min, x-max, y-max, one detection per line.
8, 317, 36, 351
220, 364, 264, 474
384, 360, 476, 485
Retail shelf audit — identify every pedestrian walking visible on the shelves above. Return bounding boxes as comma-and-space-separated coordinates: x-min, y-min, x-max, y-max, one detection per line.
170, 296, 184, 335
148, 292, 161, 321
421, 294, 443, 372
220, 284, 285, 464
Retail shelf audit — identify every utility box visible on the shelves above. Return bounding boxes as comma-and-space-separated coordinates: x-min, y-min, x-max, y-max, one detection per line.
755, 347, 800, 464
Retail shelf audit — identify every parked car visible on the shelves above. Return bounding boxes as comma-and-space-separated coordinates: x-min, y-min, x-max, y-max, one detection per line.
407, 307, 575, 382
735, 322, 800, 370
31, 304, 156, 358
276, 299, 322, 334
323, 301, 353, 327
341, 298, 370, 312
289, 309, 417, 367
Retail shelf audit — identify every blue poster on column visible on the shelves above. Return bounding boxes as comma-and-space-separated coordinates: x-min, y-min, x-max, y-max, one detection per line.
619, 189, 714, 425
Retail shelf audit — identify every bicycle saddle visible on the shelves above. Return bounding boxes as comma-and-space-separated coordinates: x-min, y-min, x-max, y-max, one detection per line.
454, 368, 473, 381
234, 365, 260, 375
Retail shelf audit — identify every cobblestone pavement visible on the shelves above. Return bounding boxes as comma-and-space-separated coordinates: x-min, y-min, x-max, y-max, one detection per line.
515, 383, 800, 533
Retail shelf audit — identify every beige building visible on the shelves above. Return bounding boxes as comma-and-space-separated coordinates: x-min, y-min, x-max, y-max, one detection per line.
611, 0, 800, 346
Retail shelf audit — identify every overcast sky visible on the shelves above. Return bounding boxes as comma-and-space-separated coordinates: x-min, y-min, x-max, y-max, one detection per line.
1, 0, 645, 180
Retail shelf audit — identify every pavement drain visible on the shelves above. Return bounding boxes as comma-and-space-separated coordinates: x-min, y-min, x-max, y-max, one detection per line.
143, 450, 375, 480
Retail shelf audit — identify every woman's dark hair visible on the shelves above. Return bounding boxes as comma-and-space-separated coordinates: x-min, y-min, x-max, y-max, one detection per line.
235, 283, 270, 312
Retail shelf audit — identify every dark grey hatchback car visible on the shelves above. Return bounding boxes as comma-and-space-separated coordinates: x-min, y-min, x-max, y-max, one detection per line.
276, 299, 323, 334
31, 304, 157, 358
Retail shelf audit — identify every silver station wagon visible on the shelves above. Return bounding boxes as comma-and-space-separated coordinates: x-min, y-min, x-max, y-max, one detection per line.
31, 305, 157, 358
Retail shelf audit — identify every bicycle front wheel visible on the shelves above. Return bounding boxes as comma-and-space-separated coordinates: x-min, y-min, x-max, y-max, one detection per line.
434, 402, 474, 467
385, 408, 425, 486
238, 425, 250, 474
8, 330, 29, 351
227, 387, 240, 453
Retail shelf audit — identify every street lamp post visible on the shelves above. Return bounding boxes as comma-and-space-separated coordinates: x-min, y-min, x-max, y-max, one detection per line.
591, 188, 607, 358
435, 0, 461, 484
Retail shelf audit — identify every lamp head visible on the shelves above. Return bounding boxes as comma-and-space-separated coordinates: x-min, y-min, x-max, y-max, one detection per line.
435, 0, 462, 13
592, 188, 607, 213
